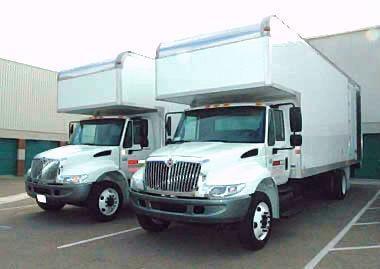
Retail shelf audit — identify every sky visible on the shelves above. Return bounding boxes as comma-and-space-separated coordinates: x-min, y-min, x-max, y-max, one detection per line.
0, 0, 379, 71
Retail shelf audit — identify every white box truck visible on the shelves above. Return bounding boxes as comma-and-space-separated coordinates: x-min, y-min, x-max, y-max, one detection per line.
25, 52, 184, 221
129, 16, 361, 249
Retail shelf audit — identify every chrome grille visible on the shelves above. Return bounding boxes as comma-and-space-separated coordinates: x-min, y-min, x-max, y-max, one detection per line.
31, 158, 59, 182
145, 161, 201, 192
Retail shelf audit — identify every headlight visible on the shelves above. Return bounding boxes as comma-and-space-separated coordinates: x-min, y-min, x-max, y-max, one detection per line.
208, 183, 246, 198
57, 174, 88, 184
130, 168, 145, 191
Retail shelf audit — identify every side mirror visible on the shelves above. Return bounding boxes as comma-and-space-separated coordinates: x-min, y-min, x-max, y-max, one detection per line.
165, 116, 172, 136
290, 107, 302, 132
290, 134, 302, 147
69, 121, 79, 140
69, 124, 74, 136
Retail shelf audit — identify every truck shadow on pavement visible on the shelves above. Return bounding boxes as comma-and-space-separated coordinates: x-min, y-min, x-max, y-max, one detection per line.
22, 205, 136, 226
116, 184, 378, 267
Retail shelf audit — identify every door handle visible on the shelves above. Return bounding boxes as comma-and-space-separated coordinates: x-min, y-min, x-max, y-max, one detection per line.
285, 157, 288, 170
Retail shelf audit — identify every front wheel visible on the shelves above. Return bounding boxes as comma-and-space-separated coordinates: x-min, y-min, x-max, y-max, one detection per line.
88, 182, 123, 222
136, 214, 170, 232
36, 200, 65, 211
238, 192, 272, 250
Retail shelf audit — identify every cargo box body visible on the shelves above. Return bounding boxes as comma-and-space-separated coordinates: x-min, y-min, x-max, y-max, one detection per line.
58, 52, 157, 115
155, 16, 361, 178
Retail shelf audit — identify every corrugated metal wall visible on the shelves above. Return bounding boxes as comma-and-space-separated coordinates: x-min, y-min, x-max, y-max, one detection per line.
0, 58, 79, 141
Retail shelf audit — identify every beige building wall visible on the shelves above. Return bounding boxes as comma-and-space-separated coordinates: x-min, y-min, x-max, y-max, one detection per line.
0, 58, 80, 141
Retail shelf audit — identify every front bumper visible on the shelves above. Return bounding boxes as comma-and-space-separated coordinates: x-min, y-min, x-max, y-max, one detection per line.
130, 190, 251, 224
25, 181, 92, 205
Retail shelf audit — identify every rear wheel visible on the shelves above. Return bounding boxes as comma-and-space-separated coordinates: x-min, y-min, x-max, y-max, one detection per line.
88, 181, 123, 222
238, 192, 272, 250
36, 200, 65, 211
136, 214, 170, 232
327, 170, 347, 200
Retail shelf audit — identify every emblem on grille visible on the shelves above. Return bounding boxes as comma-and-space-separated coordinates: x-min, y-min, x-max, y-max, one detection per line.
166, 158, 174, 168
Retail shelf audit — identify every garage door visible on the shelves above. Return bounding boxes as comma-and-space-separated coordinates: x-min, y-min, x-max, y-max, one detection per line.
25, 140, 59, 172
0, 138, 17, 175
354, 134, 380, 179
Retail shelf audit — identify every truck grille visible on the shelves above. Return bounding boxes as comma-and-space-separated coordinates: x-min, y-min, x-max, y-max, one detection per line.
145, 161, 201, 192
31, 158, 59, 182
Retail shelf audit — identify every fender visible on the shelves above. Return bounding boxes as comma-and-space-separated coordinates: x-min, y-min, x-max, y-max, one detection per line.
254, 177, 280, 219
95, 170, 129, 204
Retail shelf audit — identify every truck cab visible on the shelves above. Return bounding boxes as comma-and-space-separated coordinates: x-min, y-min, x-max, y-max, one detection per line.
130, 102, 301, 246
25, 52, 184, 221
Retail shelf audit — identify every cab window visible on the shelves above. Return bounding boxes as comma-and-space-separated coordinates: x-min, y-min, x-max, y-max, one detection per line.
273, 110, 285, 141
123, 119, 149, 148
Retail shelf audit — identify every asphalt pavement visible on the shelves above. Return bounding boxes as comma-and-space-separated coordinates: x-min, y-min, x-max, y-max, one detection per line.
0, 177, 379, 269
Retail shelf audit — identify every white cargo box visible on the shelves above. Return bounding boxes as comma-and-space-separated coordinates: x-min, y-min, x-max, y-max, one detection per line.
156, 15, 361, 178
156, 16, 358, 107
58, 52, 157, 115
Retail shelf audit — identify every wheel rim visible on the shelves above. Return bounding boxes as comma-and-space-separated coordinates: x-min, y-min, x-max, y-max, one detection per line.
342, 174, 347, 195
98, 188, 119, 216
252, 201, 271, 241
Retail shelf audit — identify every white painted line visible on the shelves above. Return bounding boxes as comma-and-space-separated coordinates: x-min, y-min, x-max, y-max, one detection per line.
0, 204, 36, 212
351, 182, 380, 186
367, 207, 380, 210
331, 245, 380, 251
353, 221, 380, 226
57, 227, 142, 249
0, 225, 12, 231
304, 190, 380, 269
0, 193, 29, 205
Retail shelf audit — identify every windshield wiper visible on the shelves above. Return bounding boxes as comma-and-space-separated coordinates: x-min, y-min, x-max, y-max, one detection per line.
200, 139, 228, 143
171, 140, 190, 144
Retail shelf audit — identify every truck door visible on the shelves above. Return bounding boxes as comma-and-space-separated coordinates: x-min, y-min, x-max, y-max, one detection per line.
121, 118, 152, 178
267, 109, 291, 185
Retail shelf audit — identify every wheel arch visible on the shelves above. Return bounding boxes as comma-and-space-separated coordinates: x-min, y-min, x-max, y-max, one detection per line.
254, 177, 280, 219
94, 170, 129, 203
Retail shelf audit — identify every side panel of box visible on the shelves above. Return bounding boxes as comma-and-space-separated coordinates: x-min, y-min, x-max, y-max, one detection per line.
269, 17, 354, 174
156, 37, 268, 100
58, 69, 118, 112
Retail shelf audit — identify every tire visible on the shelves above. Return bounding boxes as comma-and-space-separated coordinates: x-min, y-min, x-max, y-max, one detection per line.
88, 181, 123, 222
36, 200, 65, 211
238, 192, 272, 250
136, 214, 170, 232
327, 170, 347, 200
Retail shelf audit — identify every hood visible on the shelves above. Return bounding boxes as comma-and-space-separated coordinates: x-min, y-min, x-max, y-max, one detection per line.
35, 145, 117, 161
150, 142, 263, 161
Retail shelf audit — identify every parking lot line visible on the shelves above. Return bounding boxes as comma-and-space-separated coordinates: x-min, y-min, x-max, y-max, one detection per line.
0, 193, 29, 205
330, 245, 380, 251
353, 221, 380, 226
304, 189, 380, 269
57, 227, 142, 249
0, 204, 36, 212
368, 207, 380, 210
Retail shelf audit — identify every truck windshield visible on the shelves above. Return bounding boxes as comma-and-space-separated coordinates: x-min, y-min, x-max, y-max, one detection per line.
70, 119, 125, 146
173, 106, 266, 143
